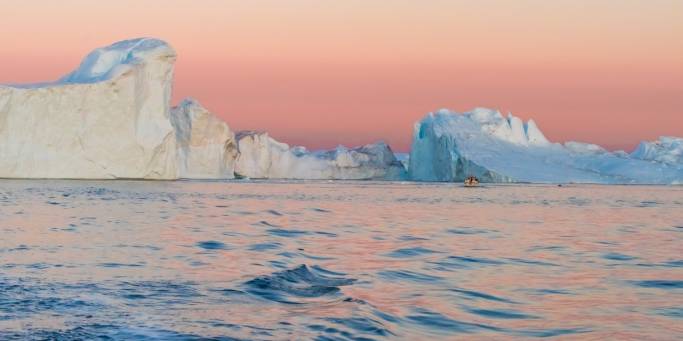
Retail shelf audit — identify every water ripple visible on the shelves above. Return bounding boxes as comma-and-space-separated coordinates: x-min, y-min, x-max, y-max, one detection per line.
603, 252, 638, 261
379, 270, 442, 283
450, 288, 517, 303
197, 241, 230, 250
633, 280, 683, 289
406, 308, 498, 334
465, 306, 539, 320
267, 229, 311, 237
384, 247, 440, 258
243, 265, 355, 304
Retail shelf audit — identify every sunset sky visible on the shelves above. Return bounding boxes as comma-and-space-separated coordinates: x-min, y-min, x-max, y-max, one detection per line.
1, 0, 681, 151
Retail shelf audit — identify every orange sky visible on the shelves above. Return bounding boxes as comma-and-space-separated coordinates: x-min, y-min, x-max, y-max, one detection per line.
1, 0, 681, 151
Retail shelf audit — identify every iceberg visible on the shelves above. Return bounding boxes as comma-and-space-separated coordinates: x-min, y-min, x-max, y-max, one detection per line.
409, 108, 683, 184
235, 131, 407, 180
0, 37, 406, 181
631, 137, 683, 165
170, 98, 239, 179
394, 153, 410, 170
0, 38, 178, 179
2, 37, 679, 184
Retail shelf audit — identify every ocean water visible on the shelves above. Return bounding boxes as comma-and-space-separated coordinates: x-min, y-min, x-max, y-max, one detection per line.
0, 180, 681, 340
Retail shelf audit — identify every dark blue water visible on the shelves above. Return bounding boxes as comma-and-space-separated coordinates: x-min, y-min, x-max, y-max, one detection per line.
0, 180, 681, 340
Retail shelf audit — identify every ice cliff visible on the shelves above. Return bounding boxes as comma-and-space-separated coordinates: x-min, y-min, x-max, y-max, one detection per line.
170, 98, 239, 179
0, 38, 407, 180
631, 137, 683, 165
0, 38, 178, 179
3, 38, 680, 183
409, 108, 683, 184
168, 100, 406, 180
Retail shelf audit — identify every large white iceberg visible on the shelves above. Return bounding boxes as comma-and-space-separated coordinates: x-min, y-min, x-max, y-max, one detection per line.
0, 38, 178, 179
0, 38, 407, 181
409, 108, 683, 184
235, 131, 407, 180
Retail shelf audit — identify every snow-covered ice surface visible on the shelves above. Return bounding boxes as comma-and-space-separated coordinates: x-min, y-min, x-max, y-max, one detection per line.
59, 38, 174, 85
0, 38, 178, 179
409, 108, 683, 184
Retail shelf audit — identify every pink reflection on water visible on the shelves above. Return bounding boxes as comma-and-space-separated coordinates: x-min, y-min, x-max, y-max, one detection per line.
0, 181, 681, 338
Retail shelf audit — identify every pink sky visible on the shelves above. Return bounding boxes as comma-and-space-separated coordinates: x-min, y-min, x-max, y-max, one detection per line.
1, 0, 681, 151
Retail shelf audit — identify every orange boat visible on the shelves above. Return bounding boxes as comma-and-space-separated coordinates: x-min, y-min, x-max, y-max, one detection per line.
464, 176, 480, 187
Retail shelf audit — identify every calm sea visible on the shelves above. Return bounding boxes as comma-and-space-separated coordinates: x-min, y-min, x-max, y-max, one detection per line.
1, 180, 681, 340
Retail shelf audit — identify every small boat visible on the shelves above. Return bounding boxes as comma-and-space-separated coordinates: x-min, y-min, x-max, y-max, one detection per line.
464, 176, 480, 187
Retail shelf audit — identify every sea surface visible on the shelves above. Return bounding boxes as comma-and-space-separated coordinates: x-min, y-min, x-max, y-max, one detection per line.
0, 180, 681, 340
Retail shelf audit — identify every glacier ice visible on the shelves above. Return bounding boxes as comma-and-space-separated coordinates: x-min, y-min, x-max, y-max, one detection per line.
60, 39, 174, 84
171, 98, 239, 179
394, 153, 410, 170
409, 108, 683, 184
563, 141, 608, 155
235, 131, 407, 180
2, 37, 681, 184
631, 137, 683, 165
0, 38, 178, 179
0, 38, 407, 181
